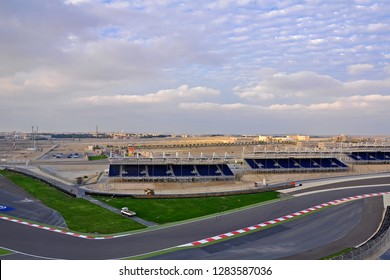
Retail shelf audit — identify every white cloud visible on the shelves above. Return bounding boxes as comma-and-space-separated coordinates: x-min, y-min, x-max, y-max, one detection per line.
77, 85, 220, 105
268, 103, 304, 111
1, 0, 390, 133
181, 94, 390, 113
0, 69, 69, 96
179, 102, 249, 111
309, 38, 325, 45
207, 0, 234, 10
347, 64, 374, 75
234, 70, 390, 108
233, 84, 275, 100
64, 0, 90, 5
263, 4, 306, 18
367, 23, 388, 32
308, 94, 390, 111
269, 95, 390, 112
234, 71, 343, 103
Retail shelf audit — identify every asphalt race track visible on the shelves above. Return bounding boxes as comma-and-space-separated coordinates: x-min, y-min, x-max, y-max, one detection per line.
150, 197, 382, 260
0, 175, 66, 228
1, 176, 390, 260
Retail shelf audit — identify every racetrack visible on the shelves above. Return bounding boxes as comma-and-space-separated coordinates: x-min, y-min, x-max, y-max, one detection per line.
1, 177, 390, 260
149, 196, 383, 260
0, 175, 67, 228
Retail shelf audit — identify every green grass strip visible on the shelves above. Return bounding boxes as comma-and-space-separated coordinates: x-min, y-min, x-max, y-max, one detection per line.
0, 170, 145, 234
88, 155, 108, 161
321, 247, 354, 260
93, 191, 279, 224
0, 247, 13, 256
1, 169, 280, 236
126, 246, 191, 260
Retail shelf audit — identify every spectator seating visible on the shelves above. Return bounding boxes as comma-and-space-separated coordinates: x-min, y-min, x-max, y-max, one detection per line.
108, 163, 234, 180
244, 157, 348, 171
347, 151, 390, 162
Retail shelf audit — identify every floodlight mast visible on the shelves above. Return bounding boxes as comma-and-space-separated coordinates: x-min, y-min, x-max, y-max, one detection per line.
31, 125, 37, 150
32, 126, 35, 149
13, 131, 16, 150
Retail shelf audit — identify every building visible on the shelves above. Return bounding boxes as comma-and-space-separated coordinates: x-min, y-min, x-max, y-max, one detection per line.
288, 135, 310, 142
258, 135, 273, 143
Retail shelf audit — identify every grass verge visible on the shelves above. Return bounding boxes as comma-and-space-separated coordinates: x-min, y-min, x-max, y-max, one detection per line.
0, 247, 13, 256
93, 192, 279, 224
88, 155, 108, 161
0, 170, 145, 234
321, 247, 354, 260
1, 170, 279, 234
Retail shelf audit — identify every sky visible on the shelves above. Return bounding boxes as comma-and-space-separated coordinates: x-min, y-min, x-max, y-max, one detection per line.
1, 0, 389, 135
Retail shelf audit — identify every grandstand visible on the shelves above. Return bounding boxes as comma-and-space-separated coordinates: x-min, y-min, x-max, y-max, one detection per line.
347, 151, 390, 164
108, 163, 235, 182
243, 157, 348, 172
107, 145, 390, 181
241, 146, 350, 173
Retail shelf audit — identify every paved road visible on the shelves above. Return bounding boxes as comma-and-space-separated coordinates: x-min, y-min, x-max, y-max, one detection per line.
0, 177, 389, 259
149, 196, 382, 260
0, 175, 67, 228
286, 175, 390, 195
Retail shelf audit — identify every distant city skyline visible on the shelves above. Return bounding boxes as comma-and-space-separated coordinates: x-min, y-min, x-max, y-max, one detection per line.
1, 129, 389, 140
1, 0, 389, 135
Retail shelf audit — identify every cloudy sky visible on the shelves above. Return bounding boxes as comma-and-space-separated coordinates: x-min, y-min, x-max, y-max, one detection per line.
1, 0, 389, 135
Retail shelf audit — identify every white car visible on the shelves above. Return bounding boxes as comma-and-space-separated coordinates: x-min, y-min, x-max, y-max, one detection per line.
120, 207, 136, 217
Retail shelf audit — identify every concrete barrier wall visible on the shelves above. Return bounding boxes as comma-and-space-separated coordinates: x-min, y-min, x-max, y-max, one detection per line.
85, 183, 294, 198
